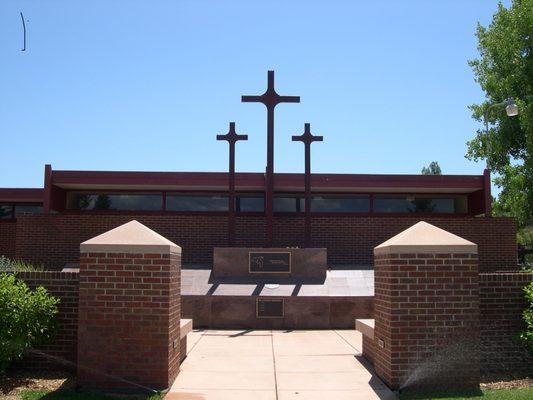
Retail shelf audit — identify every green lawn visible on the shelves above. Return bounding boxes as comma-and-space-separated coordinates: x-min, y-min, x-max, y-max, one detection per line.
399, 387, 533, 400
20, 390, 163, 400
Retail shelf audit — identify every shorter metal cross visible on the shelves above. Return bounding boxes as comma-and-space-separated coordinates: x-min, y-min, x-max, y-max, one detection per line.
292, 123, 323, 248
217, 122, 248, 246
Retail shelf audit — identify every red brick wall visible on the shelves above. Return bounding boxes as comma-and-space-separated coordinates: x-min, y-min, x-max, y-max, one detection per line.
362, 334, 376, 365
12, 214, 516, 271
14, 271, 79, 370
77, 250, 181, 390
373, 252, 480, 390
479, 272, 533, 374
168, 252, 181, 386
0, 221, 16, 259
309, 216, 516, 271
14, 214, 227, 268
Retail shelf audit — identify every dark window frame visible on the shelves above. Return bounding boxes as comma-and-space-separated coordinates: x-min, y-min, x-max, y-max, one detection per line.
60, 190, 471, 216
0, 202, 44, 220
166, 193, 229, 212
66, 192, 164, 212
236, 194, 265, 213
0, 203, 15, 220
373, 194, 468, 215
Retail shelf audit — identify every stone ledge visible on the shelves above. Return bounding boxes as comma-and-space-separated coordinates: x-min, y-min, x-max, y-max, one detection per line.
180, 319, 193, 339
355, 318, 374, 339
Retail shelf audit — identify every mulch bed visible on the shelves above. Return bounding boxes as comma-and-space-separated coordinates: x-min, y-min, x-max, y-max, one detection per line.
0, 369, 75, 398
480, 372, 532, 390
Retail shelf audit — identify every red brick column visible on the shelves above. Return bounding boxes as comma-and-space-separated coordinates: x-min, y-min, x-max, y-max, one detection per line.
77, 221, 181, 390
373, 221, 480, 391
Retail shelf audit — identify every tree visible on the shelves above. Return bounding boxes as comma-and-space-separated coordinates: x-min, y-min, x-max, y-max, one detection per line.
94, 194, 111, 210
466, 0, 533, 229
520, 282, 533, 352
421, 161, 442, 175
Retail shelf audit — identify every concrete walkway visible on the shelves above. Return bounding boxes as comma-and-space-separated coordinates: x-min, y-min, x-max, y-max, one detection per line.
167, 330, 397, 400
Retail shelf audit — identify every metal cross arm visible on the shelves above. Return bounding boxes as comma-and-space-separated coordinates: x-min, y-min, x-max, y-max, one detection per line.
242, 71, 300, 108
292, 123, 323, 145
217, 122, 249, 144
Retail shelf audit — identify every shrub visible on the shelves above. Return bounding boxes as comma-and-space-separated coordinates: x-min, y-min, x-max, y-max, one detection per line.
0, 273, 59, 373
0, 256, 43, 272
520, 282, 533, 353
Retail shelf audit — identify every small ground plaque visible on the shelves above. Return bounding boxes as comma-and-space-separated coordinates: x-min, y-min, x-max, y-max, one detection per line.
249, 252, 291, 273
256, 299, 284, 318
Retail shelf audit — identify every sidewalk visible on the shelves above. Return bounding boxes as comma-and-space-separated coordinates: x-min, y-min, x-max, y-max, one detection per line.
167, 329, 397, 400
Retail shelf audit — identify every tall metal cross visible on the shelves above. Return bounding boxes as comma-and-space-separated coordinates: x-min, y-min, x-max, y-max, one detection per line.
242, 70, 300, 246
292, 123, 323, 248
217, 122, 248, 246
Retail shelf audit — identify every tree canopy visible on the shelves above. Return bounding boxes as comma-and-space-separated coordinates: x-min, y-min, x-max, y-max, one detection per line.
466, 0, 532, 228
421, 161, 442, 175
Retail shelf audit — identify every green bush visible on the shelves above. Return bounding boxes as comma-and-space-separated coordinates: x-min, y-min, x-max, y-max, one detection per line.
0, 273, 59, 373
520, 282, 533, 352
0, 256, 43, 272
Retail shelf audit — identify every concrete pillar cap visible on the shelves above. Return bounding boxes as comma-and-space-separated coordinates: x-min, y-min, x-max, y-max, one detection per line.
374, 221, 477, 255
80, 220, 181, 254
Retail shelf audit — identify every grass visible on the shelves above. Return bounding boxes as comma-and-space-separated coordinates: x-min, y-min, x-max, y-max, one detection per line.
0, 256, 43, 272
399, 387, 533, 400
20, 390, 163, 400
19, 388, 533, 400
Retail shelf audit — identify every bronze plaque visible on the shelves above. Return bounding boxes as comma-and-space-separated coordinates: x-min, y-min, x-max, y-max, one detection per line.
256, 299, 284, 318
249, 252, 291, 273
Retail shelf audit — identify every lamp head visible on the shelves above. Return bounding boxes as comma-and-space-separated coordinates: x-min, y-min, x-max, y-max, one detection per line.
505, 98, 519, 117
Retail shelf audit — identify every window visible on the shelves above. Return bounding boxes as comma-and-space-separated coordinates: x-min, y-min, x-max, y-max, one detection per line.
274, 196, 304, 212
0, 204, 13, 219
237, 195, 264, 212
166, 194, 228, 212
311, 195, 370, 212
373, 195, 467, 214
66, 193, 162, 211
15, 204, 43, 215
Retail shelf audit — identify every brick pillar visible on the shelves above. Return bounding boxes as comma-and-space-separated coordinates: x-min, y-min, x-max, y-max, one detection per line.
373, 221, 480, 391
78, 220, 181, 390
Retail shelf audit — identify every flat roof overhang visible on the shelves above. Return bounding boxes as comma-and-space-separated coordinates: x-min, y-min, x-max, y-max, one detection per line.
50, 170, 485, 194
0, 188, 44, 203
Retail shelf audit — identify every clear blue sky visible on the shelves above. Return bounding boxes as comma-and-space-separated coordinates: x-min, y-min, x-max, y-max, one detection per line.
0, 1, 508, 189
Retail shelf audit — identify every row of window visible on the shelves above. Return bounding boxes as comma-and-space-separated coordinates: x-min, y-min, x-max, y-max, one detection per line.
65, 193, 468, 214
0, 204, 43, 219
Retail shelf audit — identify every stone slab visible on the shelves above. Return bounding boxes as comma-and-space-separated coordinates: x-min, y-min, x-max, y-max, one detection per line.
172, 371, 276, 390
374, 221, 477, 255
180, 319, 193, 339
182, 295, 374, 330
356, 319, 375, 339
181, 267, 374, 297
278, 390, 397, 400
80, 220, 181, 254
166, 390, 276, 400
212, 247, 327, 279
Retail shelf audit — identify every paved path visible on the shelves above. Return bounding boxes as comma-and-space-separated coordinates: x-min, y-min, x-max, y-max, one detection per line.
167, 330, 397, 400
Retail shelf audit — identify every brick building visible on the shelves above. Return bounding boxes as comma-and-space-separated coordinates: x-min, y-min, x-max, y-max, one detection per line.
0, 164, 517, 271
4, 165, 530, 382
